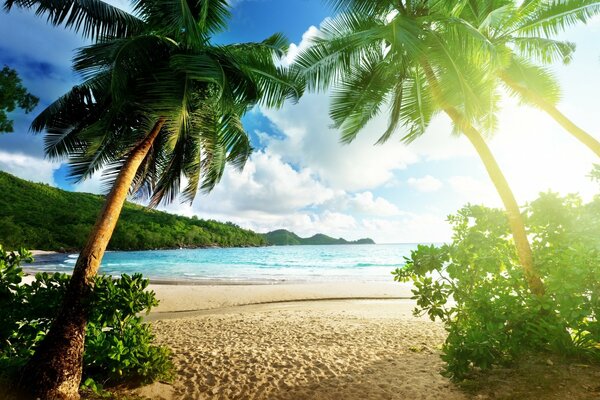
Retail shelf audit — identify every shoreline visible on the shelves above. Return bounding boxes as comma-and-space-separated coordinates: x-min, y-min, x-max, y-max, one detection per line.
149, 281, 412, 314
25, 240, 388, 257
19, 272, 413, 314
29, 249, 60, 256
22, 268, 407, 287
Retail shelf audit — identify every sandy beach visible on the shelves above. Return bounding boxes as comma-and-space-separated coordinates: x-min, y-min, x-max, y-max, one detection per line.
135, 281, 462, 400
126, 282, 600, 400
143, 281, 455, 398
14, 272, 599, 399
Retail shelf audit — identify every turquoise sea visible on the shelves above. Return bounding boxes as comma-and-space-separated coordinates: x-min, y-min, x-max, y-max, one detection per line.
30, 244, 423, 283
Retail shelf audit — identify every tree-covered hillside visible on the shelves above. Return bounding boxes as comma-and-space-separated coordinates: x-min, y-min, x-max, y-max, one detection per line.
263, 229, 375, 245
0, 172, 266, 251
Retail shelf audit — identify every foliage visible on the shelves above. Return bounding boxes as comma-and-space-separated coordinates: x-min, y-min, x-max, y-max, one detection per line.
0, 171, 266, 251
84, 274, 172, 384
0, 246, 172, 386
263, 229, 375, 246
297, 0, 600, 141
6, 0, 303, 206
0, 65, 39, 133
394, 190, 600, 380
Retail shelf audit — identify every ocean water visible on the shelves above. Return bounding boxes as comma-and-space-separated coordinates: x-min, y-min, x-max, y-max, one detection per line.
30, 244, 422, 283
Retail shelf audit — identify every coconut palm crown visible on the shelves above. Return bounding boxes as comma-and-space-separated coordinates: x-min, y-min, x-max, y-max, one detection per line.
452, 0, 600, 157
6, 0, 303, 206
4, 1, 303, 398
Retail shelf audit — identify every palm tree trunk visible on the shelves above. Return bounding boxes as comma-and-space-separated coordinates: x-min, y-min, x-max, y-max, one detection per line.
421, 63, 545, 296
500, 73, 600, 158
19, 119, 165, 400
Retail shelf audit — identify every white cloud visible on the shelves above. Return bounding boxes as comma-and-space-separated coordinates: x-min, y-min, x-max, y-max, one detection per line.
74, 173, 107, 195
260, 92, 421, 191
361, 213, 452, 244
0, 151, 59, 185
348, 191, 401, 216
407, 175, 443, 192
280, 25, 320, 67
191, 149, 336, 214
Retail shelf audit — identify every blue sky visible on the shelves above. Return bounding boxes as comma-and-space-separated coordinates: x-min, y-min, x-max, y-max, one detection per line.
0, 1, 599, 243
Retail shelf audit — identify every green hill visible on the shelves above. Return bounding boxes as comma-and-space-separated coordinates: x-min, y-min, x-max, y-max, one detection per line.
263, 229, 375, 246
0, 171, 266, 251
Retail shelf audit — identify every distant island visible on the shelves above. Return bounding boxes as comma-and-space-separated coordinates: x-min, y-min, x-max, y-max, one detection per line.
262, 229, 375, 246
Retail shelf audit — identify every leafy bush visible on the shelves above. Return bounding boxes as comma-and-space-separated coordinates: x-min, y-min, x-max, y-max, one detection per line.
85, 274, 172, 384
0, 246, 172, 388
394, 189, 600, 380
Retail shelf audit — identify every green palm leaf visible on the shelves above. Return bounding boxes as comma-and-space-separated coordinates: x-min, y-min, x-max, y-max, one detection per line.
4, 0, 143, 40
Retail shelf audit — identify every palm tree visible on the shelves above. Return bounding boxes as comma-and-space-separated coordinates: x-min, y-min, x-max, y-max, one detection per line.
5, 0, 303, 398
294, 0, 546, 295
454, 0, 600, 157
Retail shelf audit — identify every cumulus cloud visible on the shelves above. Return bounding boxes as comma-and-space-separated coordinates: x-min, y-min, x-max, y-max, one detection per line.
361, 212, 452, 243
347, 192, 401, 216
280, 25, 320, 67
407, 175, 443, 192
260, 93, 421, 191
190, 149, 336, 215
73, 173, 108, 195
0, 151, 59, 185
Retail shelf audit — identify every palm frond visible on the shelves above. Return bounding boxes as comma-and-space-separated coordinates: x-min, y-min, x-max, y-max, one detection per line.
512, 36, 576, 64
387, 65, 436, 144
330, 50, 393, 144
196, 0, 230, 35
325, 0, 395, 15
513, 0, 600, 37
221, 114, 251, 171
133, 0, 230, 45
294, 13, 388, 92
426, 31, 491, 119
376, 80, 404, 145
501, 56, 561, 105
4, 0, 143, 40
198, 108, 226, 193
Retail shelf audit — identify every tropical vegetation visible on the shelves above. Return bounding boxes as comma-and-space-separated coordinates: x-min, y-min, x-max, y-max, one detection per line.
454, 0, 600, 157
4, 0, 303, 397
0, 65, 38, 133
0, 247, 172, 397
1, 0, 599, 397
395, 169, 600, 379
0, 171, 266, 251
294, 0, 600, 298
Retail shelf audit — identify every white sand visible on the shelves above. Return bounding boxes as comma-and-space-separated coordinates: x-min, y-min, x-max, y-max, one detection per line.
148, 281, 412, 314
129, 282, 468, 399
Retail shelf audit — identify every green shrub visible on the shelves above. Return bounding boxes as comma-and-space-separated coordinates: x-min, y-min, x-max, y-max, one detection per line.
0, 246, 172, 388
85, 274, 172, 384
394, 190, 600, 380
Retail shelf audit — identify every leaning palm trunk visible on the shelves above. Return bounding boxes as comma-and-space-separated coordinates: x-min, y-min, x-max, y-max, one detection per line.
499, 73, 600, 158
421, 63, 545, 296
19, 119, 165, 400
